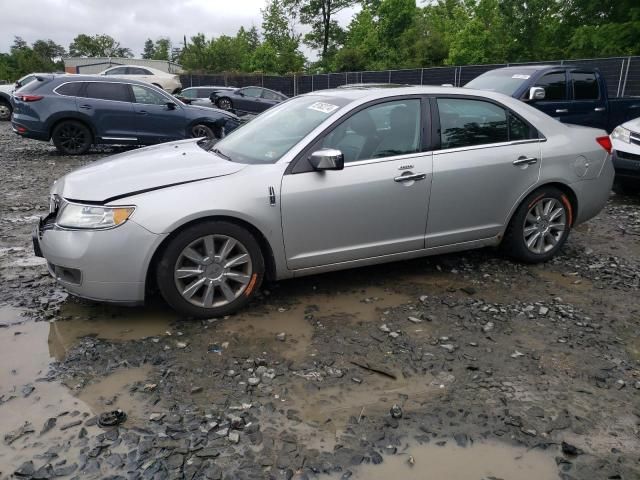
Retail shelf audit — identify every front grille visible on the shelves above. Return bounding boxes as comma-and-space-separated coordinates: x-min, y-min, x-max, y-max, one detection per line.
617, 150, 640, 162
630, 133, 640, 147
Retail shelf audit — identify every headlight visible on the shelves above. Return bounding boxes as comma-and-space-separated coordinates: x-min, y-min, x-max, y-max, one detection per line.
57, 202, 135, 230
611, 126, 631, 144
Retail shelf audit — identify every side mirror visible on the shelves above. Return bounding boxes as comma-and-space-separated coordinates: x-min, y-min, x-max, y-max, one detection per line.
529, 86, 545, 101
309, 149, 344, 171
166, 102, 177, 110
237, 91, 245, 97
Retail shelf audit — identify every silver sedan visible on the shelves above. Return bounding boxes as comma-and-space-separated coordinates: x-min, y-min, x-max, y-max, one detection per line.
34, 86, 614, 317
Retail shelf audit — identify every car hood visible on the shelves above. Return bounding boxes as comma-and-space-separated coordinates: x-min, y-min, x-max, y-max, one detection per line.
622, 117, 640, 133
53, 139, 247, 203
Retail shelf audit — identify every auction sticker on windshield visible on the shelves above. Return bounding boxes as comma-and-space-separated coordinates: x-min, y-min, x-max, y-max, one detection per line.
512, 74, 531, 79
308, 102, 339, 114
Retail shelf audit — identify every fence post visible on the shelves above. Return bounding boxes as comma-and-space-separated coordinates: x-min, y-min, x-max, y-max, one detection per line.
261, 74, 264, 87
621, 57, 631, 97
388, 71, 391, 83
420, 68, 424, 85
616, 59, 626, 97
311, 75, 314, 92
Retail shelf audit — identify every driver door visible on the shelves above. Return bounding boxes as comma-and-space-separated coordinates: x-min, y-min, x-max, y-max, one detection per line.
280, 97, 433, 270
130, 84, 185, 143
235, 87, 264, 113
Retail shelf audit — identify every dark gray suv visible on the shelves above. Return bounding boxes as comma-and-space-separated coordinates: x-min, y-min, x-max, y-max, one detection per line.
11, 75, 240, 155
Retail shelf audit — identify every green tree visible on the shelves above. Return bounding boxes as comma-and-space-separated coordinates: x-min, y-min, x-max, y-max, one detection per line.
257, 0, 305, 73
69, 34, 133, 57
142, 38, 155, 59
285, 0, 356, 62
153, 38, 171, 61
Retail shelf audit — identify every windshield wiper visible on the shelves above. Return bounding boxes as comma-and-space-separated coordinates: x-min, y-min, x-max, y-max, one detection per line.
212, 147, 233, 162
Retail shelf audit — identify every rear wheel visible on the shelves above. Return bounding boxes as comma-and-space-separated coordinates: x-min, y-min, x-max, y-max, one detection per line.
502, 186, 572, 263
51, 120, 92, 155
217, 98, 233, 111
0, 100, 12, 121
156, 221, 264, 318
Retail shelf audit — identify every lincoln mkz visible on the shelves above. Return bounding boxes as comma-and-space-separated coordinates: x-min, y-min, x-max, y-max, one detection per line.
34, 86, 614, 317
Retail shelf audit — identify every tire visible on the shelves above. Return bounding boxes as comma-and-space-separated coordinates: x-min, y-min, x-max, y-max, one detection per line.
191, 123, 215, 139
51, 120, 92, 155
502, 186, 573, 263
217, 97, 233, 111
0, 100, 12, 121
156, 221, 265, 318
612, 180, 638, 196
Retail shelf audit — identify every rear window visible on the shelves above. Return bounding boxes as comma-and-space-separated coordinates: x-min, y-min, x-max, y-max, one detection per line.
572, 72, 599, 100
55, 82, 82, 96
83, 82, 130, 102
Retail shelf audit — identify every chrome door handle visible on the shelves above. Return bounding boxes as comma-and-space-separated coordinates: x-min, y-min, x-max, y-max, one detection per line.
513, 156, 538, 166
137, 110, 148, 115
555, 109, 568, 113
79, 104, 92, 110
594, 107, 606, 112
394, 173, 427, 182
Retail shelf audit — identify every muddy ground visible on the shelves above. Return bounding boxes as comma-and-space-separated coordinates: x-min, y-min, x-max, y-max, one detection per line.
0, 120, 639, 480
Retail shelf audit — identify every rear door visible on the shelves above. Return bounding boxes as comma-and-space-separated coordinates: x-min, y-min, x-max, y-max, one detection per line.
130, 84, 185, 143
235, 87, 264, 113
565, 71, 607, 130
261, 89, 284, 110
78, 81, 136, 142
529, 70, 572, 122
426, 96, 541, 247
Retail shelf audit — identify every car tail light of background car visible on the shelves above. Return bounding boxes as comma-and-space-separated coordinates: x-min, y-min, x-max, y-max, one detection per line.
14, 94, 44, 102
596, 136, 612, 154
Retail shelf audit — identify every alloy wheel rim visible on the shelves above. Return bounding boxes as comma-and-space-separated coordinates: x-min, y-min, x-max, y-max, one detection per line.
219, 99, 231, 110
0, 104, 10, 119
192, 125, 212, 138
174, 234, 253, 309
58, 125, 87, 153
523, 197, 567, 254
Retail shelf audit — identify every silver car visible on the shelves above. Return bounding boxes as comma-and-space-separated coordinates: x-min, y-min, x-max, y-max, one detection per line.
34, 87, 614, 317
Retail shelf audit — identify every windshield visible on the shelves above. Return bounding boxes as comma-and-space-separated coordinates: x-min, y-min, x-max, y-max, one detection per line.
205, 95, 351, 164
465, 70, 533, 96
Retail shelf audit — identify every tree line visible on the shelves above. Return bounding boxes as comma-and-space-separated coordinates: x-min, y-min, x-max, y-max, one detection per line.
1, 0, 639, 81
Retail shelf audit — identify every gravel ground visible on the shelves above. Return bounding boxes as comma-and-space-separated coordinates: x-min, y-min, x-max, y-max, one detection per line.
0, 121, 639, 479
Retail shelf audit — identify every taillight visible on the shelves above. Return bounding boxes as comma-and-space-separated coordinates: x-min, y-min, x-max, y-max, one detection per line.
596, 136, 612, 154
15, 94, 43, 102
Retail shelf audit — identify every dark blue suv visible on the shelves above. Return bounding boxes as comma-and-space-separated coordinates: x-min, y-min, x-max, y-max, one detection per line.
11, 75, 240, 155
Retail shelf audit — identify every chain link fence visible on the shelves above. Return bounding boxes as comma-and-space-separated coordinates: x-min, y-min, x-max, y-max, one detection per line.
181, 56, 640, 98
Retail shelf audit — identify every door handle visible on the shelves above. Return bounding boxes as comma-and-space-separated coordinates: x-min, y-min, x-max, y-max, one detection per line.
79, 104, 92, 110
555, 109, 568, 114
137, 110, 148, 115
513, 156, 538, 166
394, 173, 427, 182
594, 107, 606, 112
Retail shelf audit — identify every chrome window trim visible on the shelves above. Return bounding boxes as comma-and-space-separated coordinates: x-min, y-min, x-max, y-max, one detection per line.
53, 80, 133, 103
433, 138, 544, 156
344, 151, 433, 168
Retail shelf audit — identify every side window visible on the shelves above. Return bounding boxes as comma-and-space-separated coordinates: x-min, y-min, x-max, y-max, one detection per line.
196, 89, 211, 98
105, 67, 127, 75
572, 72, 599, 100
126, 67, 148, 75
181, 89, 196, 98
132, 85, 169, 105
508, 112, 533, 141
56, 82, 83, 97
262, 90, 281, 100
240, 87, 262, 98
534, 72, 567, 101
437, 98, 508, 149
319, 99, 421, 163
84, 82, 131, 102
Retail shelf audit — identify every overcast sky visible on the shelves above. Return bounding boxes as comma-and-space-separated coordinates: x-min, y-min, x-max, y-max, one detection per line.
0, 0, 359, 59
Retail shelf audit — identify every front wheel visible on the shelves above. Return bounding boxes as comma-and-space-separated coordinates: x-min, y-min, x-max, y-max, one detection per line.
191, 123, 215, 139
156, 221, 264, 318
502, 187, 572, 263
51, 120, 92, 155
0, 100, 12, 121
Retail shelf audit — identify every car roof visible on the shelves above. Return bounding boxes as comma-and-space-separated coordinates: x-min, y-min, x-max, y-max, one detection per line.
49, 75, 170, 89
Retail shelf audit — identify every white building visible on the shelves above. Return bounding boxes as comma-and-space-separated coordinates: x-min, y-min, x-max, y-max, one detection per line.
63, 57, 183, 75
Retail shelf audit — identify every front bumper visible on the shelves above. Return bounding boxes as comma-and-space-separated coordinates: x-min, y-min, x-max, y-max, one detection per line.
33, 216, 166, 304
612, 149, 640, 182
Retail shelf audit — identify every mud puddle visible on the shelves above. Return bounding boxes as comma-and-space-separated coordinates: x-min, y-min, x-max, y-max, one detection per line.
49, 301, 175, 359
0, 304, 25, 326
344, 441, 558, 479
0, 320, 152, 474
221, 286, 412, 360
